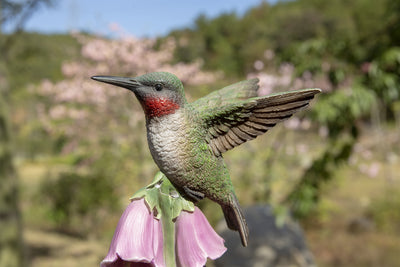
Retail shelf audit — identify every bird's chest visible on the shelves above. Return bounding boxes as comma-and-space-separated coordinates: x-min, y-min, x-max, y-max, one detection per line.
146, 111, 189, 175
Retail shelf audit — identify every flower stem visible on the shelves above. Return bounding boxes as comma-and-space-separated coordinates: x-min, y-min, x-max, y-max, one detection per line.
159, 194, 177, 267
130, 172, 194, 267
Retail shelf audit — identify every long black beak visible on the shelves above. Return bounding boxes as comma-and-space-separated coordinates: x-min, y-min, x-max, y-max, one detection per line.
91, 76, 141, 91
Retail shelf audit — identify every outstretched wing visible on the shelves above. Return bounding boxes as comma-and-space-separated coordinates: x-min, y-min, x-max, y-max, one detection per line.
193, 88, 321, 157
193, 78, 260, 111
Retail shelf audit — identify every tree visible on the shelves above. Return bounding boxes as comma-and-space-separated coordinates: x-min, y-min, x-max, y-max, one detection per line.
0, 1, 54, 266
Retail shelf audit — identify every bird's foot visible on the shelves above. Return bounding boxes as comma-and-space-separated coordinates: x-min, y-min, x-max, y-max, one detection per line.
183, 186, 205, 202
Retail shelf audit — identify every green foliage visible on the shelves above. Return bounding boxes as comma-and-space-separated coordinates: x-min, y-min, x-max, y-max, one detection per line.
38, 171, 120, 236
287, 136, 354, 218
367, 47, 400, 117
283, 38, 329, 75
1, 32, 81, 91
0, 79, 24, 267
170, 12, 245, 75
287, 84, 376, 217
312, 86, 376, 138
168, 0, 396, 76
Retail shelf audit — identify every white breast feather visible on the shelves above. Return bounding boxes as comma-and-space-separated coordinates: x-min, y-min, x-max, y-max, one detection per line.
146, 110, 188, 176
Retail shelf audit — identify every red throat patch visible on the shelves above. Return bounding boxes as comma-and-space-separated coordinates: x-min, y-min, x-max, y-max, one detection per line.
142, 97, 180, 117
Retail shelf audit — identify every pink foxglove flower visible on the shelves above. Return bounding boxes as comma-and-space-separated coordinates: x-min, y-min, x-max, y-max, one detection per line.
100, 198, 163, 267
175, 207, 227, 267
101, 172, 226, 267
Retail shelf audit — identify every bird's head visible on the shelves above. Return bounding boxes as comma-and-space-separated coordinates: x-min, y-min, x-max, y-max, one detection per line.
92, 72, 187, 118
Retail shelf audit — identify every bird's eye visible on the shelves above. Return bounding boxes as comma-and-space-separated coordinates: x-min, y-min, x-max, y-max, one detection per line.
155, 83, 163, 91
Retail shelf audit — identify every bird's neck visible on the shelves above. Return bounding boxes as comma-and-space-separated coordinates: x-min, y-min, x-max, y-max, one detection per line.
141, 96, 181, 118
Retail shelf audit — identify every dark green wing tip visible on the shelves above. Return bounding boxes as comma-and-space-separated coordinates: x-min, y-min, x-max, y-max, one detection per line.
308, 88, 322, 93
305, 88, 322, 97
267, 88, 322, 97
290, 88, 322, 94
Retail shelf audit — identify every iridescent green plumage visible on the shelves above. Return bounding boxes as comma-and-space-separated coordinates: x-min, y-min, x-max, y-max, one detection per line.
92, 72, 321, 247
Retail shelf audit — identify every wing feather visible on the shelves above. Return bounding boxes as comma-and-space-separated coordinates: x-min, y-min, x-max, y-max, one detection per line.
193, 78, 260, 112
231, 127, 253, 141
191, 79, 321, 156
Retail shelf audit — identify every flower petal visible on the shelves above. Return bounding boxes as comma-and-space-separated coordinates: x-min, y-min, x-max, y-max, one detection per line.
175, 207, 227, 267
192, 207, 227, 259
101, 198, 156, 267
152, 218, 165, 267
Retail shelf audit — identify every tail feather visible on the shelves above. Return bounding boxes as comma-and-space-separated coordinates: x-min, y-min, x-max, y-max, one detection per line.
222, 193, 249, 247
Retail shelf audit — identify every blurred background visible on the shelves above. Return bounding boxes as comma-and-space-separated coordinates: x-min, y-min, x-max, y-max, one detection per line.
1, 0, 399, 266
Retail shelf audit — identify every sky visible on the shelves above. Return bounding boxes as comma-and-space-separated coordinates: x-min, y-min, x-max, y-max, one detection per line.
4, 0, 272, 38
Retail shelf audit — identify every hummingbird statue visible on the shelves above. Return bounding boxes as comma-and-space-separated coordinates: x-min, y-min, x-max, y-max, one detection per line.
92, 72, 320, 247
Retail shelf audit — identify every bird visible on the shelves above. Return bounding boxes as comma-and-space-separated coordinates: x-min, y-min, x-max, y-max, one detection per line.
91, 72, 321, 247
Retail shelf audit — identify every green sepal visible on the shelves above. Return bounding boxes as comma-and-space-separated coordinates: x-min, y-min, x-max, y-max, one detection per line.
130, 171, 195, 220
130, 171, 195, 266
